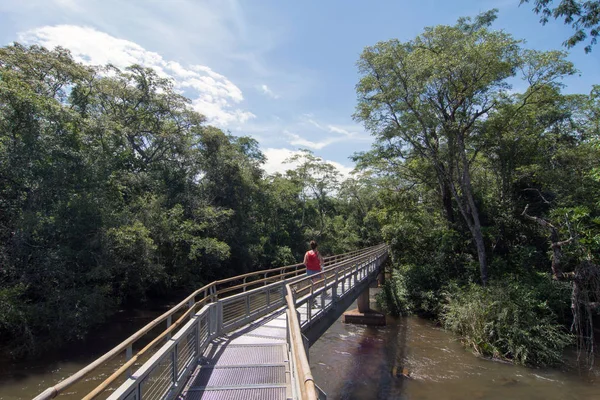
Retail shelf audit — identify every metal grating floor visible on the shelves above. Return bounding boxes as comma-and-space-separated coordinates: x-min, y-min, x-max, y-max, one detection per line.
190, 365, 286, 387
179, 312, 292, 400
182, 387, 287, 400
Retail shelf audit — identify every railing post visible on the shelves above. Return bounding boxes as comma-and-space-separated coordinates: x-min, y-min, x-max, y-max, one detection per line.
209, 303, 217, 337
243, 276, 247, 292
217, 301, 224, 335
188, 298, 195, 322
264, 272, 268, 286
266, 286, 271, 307
308, 281, 314, 321
172, 348, 177, 384
333, 269, 339, 303
195, 316, 201, 355
210, 285, 217, 302
126, 345, 133, 378
166, 315, 172, 340
246, 293, 251, 316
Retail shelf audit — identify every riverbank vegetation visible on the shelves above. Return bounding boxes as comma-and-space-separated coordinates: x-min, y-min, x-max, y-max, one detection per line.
360, 10, 600, 367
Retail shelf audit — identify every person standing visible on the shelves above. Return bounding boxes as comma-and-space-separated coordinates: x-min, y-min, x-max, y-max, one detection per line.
304, 240, 324, 278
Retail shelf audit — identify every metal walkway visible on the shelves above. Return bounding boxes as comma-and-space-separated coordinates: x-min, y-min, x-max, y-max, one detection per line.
34, 245, 388, 400
180, 311, 291, 399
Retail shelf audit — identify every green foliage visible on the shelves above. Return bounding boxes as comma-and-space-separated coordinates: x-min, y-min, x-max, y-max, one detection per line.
522, 0, 600, 52
356, 10, 599, 367
442, 278, 572, 366
376, 269, 412, 316
0, 44, 371, 358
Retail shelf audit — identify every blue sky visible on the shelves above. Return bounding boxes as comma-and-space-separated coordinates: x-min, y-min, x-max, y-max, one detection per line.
1, 0, 598, 175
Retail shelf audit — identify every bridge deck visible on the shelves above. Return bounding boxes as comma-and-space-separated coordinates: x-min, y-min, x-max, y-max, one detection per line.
96, 246, 386, 400
178, 282, 352, 400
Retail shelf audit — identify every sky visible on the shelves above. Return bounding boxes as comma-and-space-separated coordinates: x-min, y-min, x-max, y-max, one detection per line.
1, 0, 599, 176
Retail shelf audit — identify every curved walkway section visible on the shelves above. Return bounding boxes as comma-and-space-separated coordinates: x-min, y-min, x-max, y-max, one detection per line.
34, 245, 387, 400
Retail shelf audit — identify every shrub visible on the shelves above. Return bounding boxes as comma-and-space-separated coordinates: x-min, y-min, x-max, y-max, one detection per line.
441, 279, 572, 367
376, 269, 412, 315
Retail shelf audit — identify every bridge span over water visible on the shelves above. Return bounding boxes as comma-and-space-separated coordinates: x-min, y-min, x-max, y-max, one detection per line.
34, 244, 388, 400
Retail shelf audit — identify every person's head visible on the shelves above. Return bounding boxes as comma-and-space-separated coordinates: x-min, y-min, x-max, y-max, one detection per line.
310, 240, 318, 250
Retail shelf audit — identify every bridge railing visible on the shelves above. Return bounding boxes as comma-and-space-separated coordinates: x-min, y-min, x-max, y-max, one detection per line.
285, 244, 388, 399
34, 245, 382, 400
106, 246, 385, 400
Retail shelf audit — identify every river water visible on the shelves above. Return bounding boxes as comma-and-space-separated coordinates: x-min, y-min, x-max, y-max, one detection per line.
309, 295, 600, 400
1, 295, 599, 399
0, 308, 164, 400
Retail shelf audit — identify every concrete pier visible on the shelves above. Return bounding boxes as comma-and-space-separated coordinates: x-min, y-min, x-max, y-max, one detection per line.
342, 286, 386, 326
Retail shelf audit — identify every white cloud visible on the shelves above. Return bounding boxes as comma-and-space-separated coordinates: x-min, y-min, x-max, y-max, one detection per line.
306, 118, 324, 130
262, 148, 354, 179
327, 125, 352, 135
263, 148, 300, 175
259, 84, 280, 99
285, 130, 341, 150
19, 25, 254, 126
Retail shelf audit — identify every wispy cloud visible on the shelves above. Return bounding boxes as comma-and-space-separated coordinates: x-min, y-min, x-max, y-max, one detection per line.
327, 125, 352, 135
285, 130, 341, 150
20, 25, 255, 125
299, 114, 366, 138
306, 118, 325, 130
259, 84, 280, 99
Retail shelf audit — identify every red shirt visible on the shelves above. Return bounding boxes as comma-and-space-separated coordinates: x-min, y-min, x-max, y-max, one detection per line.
305, 250, 321, 271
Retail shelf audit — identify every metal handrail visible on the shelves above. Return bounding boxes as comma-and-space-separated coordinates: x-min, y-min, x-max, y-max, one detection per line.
33, 245, 382, 400
286, 286, 317, 400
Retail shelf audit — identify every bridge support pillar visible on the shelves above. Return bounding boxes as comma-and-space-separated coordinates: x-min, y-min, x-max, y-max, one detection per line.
357, 287, 370, 313
342, 286, 386, 326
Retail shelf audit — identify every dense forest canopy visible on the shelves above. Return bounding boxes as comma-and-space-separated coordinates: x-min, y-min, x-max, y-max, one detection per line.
0, 44, 380, 357
1, 8, 599, 369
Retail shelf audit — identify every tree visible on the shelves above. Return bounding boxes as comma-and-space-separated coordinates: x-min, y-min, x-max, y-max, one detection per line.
521, 0, 600, 52
284, 149, 341, 243
354, 10, 575, 284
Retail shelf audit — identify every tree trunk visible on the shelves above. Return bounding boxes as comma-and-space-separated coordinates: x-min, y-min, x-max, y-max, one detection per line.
457, 133, 488, 285
471, 222, 488, 284
441, 180, 455, 224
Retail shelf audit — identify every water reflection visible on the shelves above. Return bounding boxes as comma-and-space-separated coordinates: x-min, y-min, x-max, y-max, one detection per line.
309, 297, 599, 400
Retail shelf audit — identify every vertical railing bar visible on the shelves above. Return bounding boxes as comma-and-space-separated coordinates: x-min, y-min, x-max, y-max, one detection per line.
126, 345, 133, 378
166, 315, 172, 340
266, 286, 271, 307
246, 293, 250, 318
172, 348, 177, 386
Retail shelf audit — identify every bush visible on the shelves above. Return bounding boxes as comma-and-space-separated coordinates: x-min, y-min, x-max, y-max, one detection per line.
376, 269, 412, 315
441, 279, 572, 367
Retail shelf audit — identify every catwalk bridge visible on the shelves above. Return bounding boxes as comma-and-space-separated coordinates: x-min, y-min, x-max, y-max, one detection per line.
34, 244, 388, 400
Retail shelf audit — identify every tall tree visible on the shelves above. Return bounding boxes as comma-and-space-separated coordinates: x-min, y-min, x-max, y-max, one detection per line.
354, 10, 575, 284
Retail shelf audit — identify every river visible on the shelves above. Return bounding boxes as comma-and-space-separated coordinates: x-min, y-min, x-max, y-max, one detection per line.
309, 294, 600, 400
0, 308, 165, 400
1, 294, 599, 399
